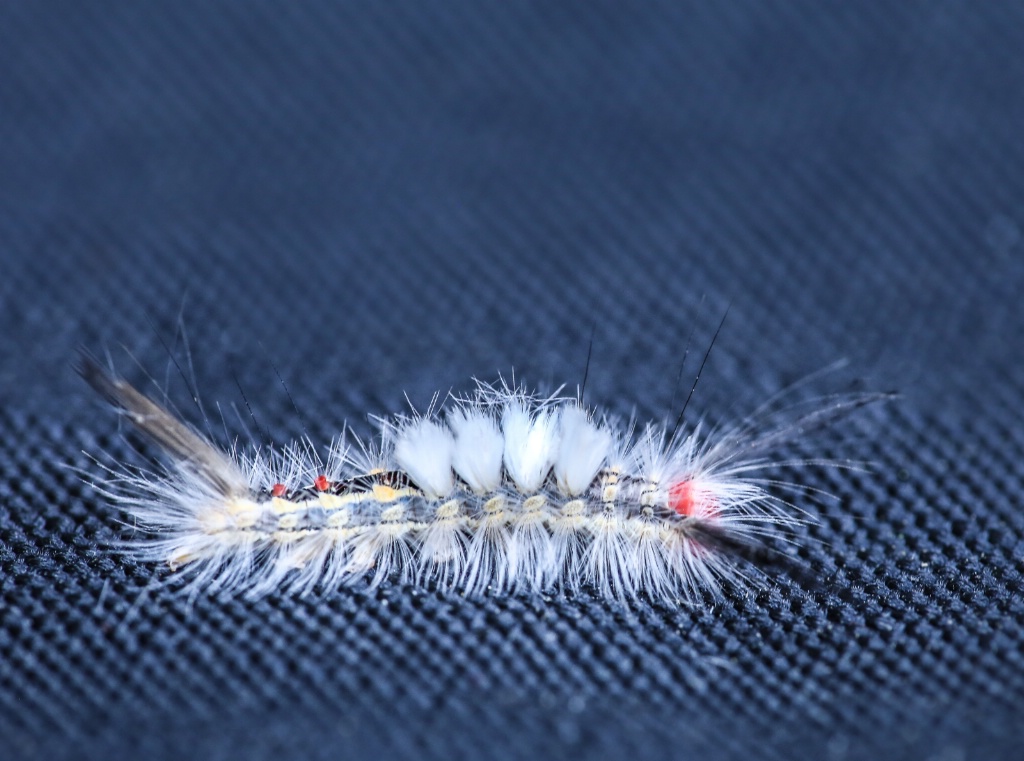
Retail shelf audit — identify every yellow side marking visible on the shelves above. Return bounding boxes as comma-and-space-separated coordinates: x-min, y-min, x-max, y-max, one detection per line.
380, 505, 405, 522
639, 483, 660, 507
435, 499, 461, 519
601, 467, 621, 504
225, 498, 261, 529
483, 496, 505, 514
372, 484, 418, 503
550, 499, 587, 532
326, 508, 351, 528
561, 499, 586, 516
523, 495, 547, 512
270, 529, 317, 544
226, 497, 261, 515
270, 496, 303, 514
317, 492, 345, 509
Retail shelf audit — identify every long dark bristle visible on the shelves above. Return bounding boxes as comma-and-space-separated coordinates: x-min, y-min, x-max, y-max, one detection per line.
76, 350, 246, 497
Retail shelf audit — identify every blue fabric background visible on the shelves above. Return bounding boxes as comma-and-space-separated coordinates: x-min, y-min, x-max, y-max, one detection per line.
1, 2, 1021, 759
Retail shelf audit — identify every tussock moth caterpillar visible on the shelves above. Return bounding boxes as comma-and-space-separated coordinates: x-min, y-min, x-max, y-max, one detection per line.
77, 344, 888, 604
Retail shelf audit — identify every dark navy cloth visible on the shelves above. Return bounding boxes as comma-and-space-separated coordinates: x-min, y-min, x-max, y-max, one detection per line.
1, 2, 1022, 759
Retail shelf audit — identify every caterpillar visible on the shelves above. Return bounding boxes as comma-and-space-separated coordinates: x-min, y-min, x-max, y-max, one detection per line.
77, 353, 885, 604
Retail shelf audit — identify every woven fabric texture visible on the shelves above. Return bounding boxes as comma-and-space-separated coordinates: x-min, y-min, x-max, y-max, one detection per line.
1, 2, 1022, 759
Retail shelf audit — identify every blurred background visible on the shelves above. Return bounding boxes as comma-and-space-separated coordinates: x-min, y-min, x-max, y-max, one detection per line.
0, 2, 1021, 759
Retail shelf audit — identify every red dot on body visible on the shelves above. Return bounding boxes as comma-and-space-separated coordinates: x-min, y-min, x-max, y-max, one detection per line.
314, 475, 330, 492
669, 480, 717, 518
271, 483, 286, 497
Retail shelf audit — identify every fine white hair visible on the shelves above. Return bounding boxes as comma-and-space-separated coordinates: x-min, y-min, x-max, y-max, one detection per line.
79, 358, 887, 604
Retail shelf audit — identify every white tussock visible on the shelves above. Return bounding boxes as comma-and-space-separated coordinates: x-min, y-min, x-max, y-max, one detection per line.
448, 407, 504, 494
501, 402, 560, 493
553, 405, 612, 496
393, 418, 456, 499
